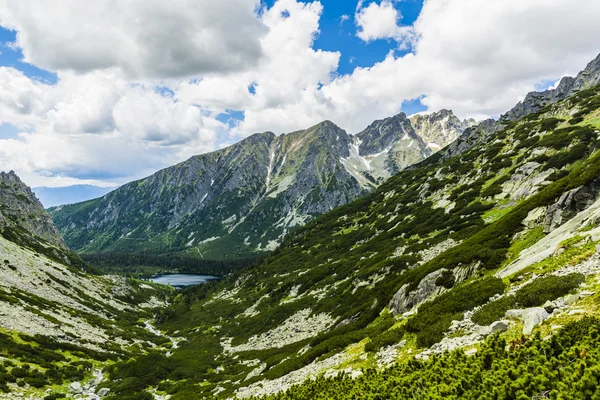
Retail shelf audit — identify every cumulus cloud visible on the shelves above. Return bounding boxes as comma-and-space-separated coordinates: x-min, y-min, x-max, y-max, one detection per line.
0, 68, 223, 187
355, 0, 414, 46
1, 0, 600, 190
0, 0, 266, 79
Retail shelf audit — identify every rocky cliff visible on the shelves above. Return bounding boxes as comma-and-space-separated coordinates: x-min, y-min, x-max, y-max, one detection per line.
0, 170, 66, 249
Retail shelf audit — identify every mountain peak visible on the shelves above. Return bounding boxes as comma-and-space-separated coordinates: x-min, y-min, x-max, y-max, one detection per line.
502, 52, 600, 121
0, 171, 67, 249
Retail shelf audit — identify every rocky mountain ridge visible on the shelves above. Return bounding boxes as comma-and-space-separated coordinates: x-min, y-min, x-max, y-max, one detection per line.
50, 111, 472, 259
0, 171, 66, 249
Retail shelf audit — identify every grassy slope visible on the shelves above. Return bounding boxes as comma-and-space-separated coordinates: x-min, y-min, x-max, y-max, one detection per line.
100, 85, 600, 399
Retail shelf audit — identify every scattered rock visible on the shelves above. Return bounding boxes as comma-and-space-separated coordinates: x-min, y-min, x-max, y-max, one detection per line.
97, 388, 111, 397
568, 309, 586, 316
579, 290, 595, 297
522, 308, 549, 335
69, 382, 83, 394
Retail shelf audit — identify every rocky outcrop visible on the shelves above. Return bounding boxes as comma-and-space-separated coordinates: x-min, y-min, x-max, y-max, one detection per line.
502, 53, 600, 121
440, 118, 501, 160
409, 109, 476, 152
388, 269, 447, 315
0, 171, 66, 249
544, 178, 600, 232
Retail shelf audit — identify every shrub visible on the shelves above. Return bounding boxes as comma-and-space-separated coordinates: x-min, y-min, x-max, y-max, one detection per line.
406, 277, 505, 347
515, 273, 584, 307
472, 295, 516, 326
365, 326, 406, 352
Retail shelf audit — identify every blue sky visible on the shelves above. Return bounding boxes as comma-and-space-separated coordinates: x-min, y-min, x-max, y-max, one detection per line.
0, 0, 598, 205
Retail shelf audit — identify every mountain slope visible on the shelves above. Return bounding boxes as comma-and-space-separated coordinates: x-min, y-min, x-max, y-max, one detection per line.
1, 171, 66, 249
0, 171, 173, 399
50, 114, 472, 259
96, 59, 600, 399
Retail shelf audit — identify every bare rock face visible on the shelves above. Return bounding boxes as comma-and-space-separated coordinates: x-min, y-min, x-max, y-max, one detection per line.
389, 269, 447, 315
544, 178, 600, 233
409, 109, 476, 152
0, 171, 66, 249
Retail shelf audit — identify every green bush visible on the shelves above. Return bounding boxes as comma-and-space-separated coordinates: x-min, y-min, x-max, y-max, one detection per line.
406, 277, 505, 347
515, 273, 584, 307
471, 295, 516, 326
365, 326, 406, 352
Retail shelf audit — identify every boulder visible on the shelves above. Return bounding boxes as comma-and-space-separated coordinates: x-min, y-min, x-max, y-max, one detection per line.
97, 388, 111, 397
490, 320, 509, 334
523, 308, 549, 335
565, 294, 580, 305
543, 300, 556, 313
69, 382, 83, 394
477, 325, 491, 336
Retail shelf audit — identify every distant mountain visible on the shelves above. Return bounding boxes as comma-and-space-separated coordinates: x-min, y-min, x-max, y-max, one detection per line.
34, 185, 116, 208
49, 112, 472, 259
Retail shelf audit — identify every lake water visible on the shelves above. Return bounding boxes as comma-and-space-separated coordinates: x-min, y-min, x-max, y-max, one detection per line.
149, 274, 221, 288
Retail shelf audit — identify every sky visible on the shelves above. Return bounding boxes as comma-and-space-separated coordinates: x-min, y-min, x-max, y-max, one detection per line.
0, 0, 599, 204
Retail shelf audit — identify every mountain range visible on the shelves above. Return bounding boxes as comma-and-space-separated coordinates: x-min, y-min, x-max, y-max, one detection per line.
49, 110, 473, 259
1, 52, 600, 399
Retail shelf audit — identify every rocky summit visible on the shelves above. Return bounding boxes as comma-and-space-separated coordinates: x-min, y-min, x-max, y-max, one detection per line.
49, 111, 472, 259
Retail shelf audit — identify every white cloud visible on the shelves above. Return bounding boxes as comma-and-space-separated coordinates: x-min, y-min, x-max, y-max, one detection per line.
177, 0, 340, 134
0, 0, 266, 79
0, 68, 222, 187
355, 0, 413, 44
1, 0, 600, 190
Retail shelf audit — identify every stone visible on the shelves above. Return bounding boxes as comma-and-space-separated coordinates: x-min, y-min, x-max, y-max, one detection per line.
565, 294, 580, 305
568, 309, 586, 316
579, 290, 595, 297
595, 244, 600, 253
464, 348, 478, 356
490, 320, 509, 333
69, 382, 83, 394
97, 388, 111, 397
505, 309, 525, 319
522, 308, 549, 335
477, 325, 491, 336
543, 300, 556, 313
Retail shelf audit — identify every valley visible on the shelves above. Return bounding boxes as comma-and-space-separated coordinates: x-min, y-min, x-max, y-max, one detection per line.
1, 53, 600, 400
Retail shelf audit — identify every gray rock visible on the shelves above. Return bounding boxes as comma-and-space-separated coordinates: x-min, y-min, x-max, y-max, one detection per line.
69, 382, 83, 394
505, 309, 525, 319
568, 309, 585, 316
389, 270, 447, 315
477, 325, 492, 336
522, 308, 549, 335
543, 300, 557, 313
97, 388, 111, 397
543, 178, 600, 233
579, 290, 595, 298
490, 320, 509, 333
501, 53, 600, 122
565, 294, 580, 305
